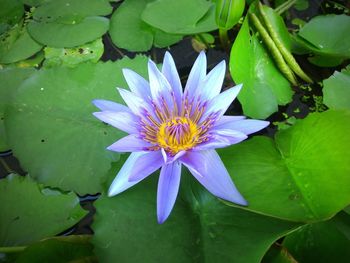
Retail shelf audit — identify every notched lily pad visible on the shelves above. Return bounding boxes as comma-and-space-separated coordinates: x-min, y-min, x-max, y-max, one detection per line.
0, 174, 86, 246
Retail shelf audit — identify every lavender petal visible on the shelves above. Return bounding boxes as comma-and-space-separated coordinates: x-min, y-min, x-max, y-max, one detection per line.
93, 111, 138, 134
128, 151, 164, 182
180, 150, 247, 205
157, 162, 181, 224
122, 68, 151, 101
108, 152, 145, 197
107, 134, 152, 152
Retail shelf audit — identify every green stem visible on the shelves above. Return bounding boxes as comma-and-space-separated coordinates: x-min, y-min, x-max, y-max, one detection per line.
275, 0, 297, 15
219, 28, 230, 52
0, 246, 26, 253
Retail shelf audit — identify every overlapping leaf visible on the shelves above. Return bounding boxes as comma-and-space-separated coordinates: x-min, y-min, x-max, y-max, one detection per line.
27, 0, 112, 47
0, 174, 86, 246
5, 57, 148, 194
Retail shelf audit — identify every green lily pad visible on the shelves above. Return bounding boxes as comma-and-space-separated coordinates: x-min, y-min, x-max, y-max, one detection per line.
21, 0, 50, 6
283, 211, 350, 262
5, 57, 149, 194
230, 17, 293, 119
15, 236, 95, 263
92, 171, 300, 263
141, 0, 217, 34
0, 174, 86, 246
0, 23, 42, 64
2, 50, 44, 69
32, 0, 112, 22
109, 0, 181, 52
298, 14, 350, 58
27, 16, 109, 48
43, 38, 104, 68
323, 66, 350, 110
0, 67, 35, 151
293, 14, 350, 67
218, 110, 350, 222
0, 0, 24, 34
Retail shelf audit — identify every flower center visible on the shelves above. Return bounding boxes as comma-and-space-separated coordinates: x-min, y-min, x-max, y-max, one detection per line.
157, 117, 200, 154
140, 95, 217, 155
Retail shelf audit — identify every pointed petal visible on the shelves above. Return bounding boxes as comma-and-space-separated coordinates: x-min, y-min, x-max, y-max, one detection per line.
162, 52, 183, 108
214, 116, 246, 127
118, 88, 152, 117
203, 84, 243, 119
122, 68, 151, 101
201, 60, 226, 100
215, 119, 269, 135
180, 150, 247, 205
93, 111, 138, 134
92, 99, 130, 112
148, 60, 173, 104
184, 51, 207, 99
213, 129, 248, 144
107, 134, 152, 152
128, 151, 164, 182
108, 152, 145, 196
157, 162, 181, 224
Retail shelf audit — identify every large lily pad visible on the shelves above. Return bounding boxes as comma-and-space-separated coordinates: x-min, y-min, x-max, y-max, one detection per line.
323, 66, 350, 110
32, 0, 112, 22
5, 56, 149, 194
92, 171, 300, 263
218, 110, 350, 222
0, 67, 35, 151
0, 174, 86, 246
230, 17, 293, 119
109, 0, 182, 52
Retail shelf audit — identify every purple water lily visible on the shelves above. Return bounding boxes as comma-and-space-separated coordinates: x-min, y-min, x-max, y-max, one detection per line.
93, 52, 269, 223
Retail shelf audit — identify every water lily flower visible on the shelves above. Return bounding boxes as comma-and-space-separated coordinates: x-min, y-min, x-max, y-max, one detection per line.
93, 52, 269, 223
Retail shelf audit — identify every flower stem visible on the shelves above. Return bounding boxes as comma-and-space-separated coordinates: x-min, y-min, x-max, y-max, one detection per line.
219, 28, 230, 52
275, 0, 297, 15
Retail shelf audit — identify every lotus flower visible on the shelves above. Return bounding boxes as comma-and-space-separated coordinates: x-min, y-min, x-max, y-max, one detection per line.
93, 52, 269, 223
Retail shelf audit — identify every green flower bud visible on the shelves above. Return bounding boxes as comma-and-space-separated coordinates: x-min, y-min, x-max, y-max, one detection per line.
215, 0, 246, 30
